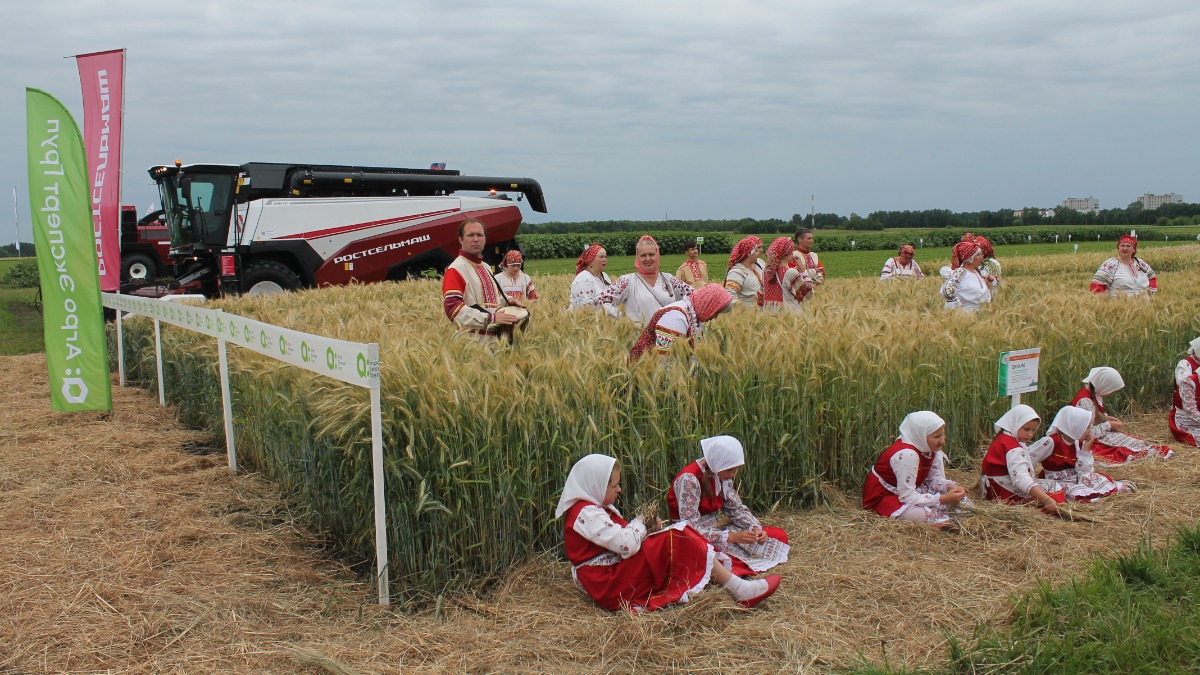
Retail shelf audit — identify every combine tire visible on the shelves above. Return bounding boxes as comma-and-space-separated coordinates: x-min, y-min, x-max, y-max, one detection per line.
242, 260, 302, 296
122, 253, 157, 281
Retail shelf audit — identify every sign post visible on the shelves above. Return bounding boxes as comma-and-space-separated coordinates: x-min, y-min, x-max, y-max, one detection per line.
998, 347, 1040, 409
696, 235, 704, 255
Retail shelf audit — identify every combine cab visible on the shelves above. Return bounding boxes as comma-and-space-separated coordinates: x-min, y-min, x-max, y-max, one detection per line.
140, 162, 546, 297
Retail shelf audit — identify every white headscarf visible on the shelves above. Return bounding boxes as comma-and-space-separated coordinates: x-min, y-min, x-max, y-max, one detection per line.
993, 404, 1040, 436
897, 411, 946, 455
700, 435, 745, 496
1048, 405, 1092, 442
555, 454, 616, 518
1082, 366, 1124, 401
1188, 336, 1200, 358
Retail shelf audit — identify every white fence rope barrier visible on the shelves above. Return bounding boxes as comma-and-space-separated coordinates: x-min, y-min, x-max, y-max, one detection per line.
103, 292, 391, 605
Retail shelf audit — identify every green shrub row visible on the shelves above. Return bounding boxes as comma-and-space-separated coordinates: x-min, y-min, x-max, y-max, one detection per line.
516, 231, 733, 260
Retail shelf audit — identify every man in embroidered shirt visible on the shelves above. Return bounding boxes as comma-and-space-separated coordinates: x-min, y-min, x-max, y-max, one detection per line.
442, 218, 523, 338
789, 228, 825, 300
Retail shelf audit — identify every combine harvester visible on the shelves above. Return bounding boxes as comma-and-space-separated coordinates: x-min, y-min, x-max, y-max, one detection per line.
125, 161, 546, 297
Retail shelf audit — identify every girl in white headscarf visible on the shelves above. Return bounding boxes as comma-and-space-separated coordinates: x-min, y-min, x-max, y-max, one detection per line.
862, 411, 971, 529
1071, 366, 1174, 464
557, 454, 781, 612
667, 436, 790, 575
979, 404, 1064, 514
1041, 405, 1135, 502
1170, 337, 1200, 446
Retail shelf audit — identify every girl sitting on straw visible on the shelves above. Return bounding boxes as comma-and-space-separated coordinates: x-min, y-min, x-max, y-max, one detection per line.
1040, 405, 1135, 502
979, 405, 1064, 515
668, 436, 790, 577
1071, 367, 1173, 464
862, 411, 971, 529
558, 454, 781, 612
1169, 336, 1200, 447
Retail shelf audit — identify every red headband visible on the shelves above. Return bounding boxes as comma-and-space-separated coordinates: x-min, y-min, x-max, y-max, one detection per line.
952, 241, 981, 269
692, 283, 734, 322
576, 244, 604, 274
898, 244, 915, 256
767, 237, 795, 263
727, 236, 763, 272
502, 250, 523, 266
1119, 234, 1138, 252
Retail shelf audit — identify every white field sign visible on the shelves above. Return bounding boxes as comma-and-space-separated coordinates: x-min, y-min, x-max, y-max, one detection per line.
103, 292, 391, 605
997, 347, 1041, 409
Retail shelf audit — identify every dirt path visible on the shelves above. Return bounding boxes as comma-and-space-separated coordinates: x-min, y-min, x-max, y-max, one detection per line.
2, 353, 1196, 673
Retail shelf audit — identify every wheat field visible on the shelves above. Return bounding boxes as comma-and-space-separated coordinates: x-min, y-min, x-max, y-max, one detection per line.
111, 245, 1200, 603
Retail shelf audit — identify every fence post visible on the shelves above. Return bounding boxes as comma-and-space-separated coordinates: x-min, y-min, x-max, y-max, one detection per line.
218, 335, 237, 474
154, 317, 165, 407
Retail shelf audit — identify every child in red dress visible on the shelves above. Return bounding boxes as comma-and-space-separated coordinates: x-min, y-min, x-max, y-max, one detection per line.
557, 454, 780, 612
862, 411, 970, 529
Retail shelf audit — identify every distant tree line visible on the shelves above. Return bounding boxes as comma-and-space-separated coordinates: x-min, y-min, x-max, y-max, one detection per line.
0, 242, 35, 258
521, 203, 1200, 234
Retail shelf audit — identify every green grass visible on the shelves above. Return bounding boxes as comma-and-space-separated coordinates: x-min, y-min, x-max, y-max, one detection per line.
0, 257, 45, 355
0, 286, 44, 355
940, 524, 1200, 674
523, 239, 1196, 279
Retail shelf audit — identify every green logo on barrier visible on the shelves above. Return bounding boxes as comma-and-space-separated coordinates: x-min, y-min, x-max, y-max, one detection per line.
218, 318, 224, 332
326, 347, 337, 370
357, 353, 368, 377
301, 341, 311, 363
279, 335, 288, 355
260, 329, 268, 348
244, 326, 252, 343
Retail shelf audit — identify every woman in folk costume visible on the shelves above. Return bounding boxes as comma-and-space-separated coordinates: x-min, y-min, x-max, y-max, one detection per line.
879, 244, 926, 281
595, 235, 693, 327
1040, 405, 1135, 502
723, 236, 765, 307
558, 454, 782, 612
948, 232, 976, 269
979, 405, 1065, 515
761, 237, 812, 311
862, 411, 971, 528
1071, 367, 1173, 464
1170, 336, 1200, 446
975, 236, 1001, 288
940, 240, 992, 312
494, 250, 539, 303
569, 244, 619, 316
667, 436, 790, 576
628, 283, 733, 364
1090, 234, 1158, 297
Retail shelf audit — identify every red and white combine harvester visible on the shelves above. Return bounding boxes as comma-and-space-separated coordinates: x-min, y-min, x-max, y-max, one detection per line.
127, 162, 546, 297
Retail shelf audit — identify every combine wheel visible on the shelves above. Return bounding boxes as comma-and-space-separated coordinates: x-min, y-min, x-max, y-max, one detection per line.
243, 260, 302, 296
122, 253, 157, 281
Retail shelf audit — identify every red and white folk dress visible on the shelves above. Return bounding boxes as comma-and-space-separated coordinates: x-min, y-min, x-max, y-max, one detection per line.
1170, 355, 1200, 446
980, 433, 1066, 504
1039, 432, 1131, 502
1070, 387, 1173, 464
563, 500, 720, 612
667, 461, 789, 577
862, 440, 967, 523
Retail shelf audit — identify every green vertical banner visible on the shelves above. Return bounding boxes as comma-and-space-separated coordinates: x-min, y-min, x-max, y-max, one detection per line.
26, 88, 112, 411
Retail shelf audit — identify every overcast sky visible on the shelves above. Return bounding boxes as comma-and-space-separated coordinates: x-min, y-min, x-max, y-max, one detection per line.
3, 0, 1199, 245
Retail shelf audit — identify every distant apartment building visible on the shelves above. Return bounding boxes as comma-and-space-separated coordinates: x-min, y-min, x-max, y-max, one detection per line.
1061, 196, 1100, 214
1138, 193, 1183, 210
